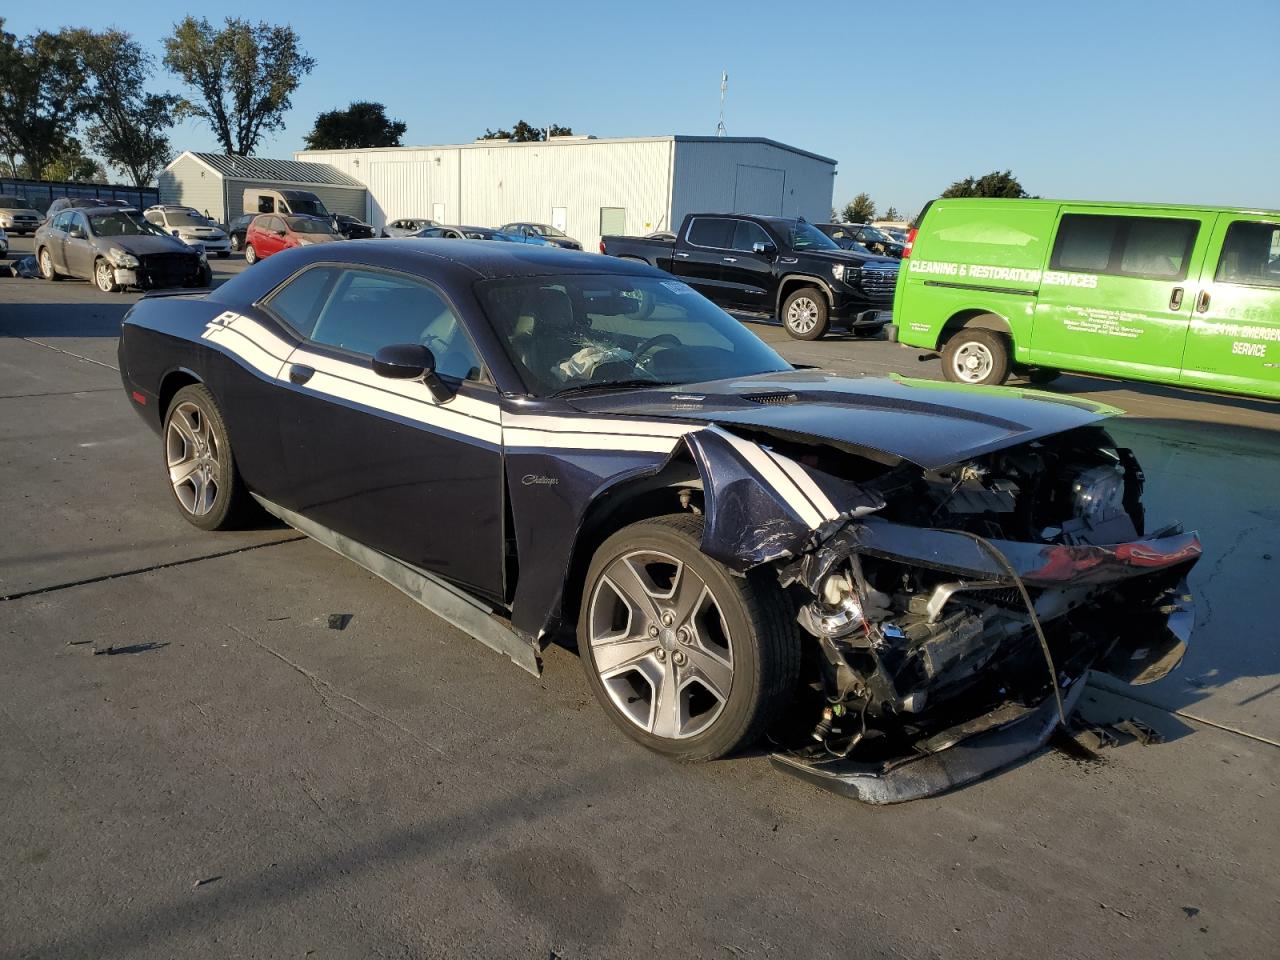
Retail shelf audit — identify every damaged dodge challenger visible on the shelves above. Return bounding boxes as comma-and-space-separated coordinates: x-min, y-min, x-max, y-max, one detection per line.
118, 242, 1200, 802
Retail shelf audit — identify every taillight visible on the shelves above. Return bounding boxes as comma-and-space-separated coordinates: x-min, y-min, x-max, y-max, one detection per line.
903, 228, 918, 258
599, 240, 606, 254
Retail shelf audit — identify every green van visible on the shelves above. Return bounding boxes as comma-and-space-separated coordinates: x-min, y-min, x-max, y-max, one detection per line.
891, 198, 1280, 399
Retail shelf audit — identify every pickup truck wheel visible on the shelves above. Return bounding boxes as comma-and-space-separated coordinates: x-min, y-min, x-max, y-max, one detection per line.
579, 514, 800, 761
782, 287, 829, 340
941, 327, 1010, 386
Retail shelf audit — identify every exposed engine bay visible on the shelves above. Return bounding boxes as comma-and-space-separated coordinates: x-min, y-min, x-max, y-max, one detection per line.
675, 424, 1199, 802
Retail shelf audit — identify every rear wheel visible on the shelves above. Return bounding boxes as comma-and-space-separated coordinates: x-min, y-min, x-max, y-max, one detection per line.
941, 327, 1010, 386
163, 384, 254, 531
244, 244, 258, 265
782, 287, 830, 340
578, 514, 800, 761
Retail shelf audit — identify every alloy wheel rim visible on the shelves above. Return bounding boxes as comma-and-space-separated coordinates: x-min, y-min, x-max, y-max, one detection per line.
787, 297, 819, 333
588, 550, 733, 740
953, 341, 994, 383
166, 401, 220, 516
96, 261, 113, 291
40, 249, 52, 278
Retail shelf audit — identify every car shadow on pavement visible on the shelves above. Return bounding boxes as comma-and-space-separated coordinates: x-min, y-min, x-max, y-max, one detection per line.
1035, 371, 1280, 424
0, 300, 134, 339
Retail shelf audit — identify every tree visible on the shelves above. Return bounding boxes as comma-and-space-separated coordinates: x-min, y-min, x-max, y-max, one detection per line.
941, 170, 1031, 199
479, 120, 573, 142
163, 16, 315, 155
841, 193, 876, 224
882, 206, 902, 222
0, 21, 83, 179
41, 138, 107, 182
304, 101, 406, 150
71, 28, 178, 188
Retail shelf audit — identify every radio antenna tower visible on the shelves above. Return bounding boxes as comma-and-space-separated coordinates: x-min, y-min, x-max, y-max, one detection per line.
716, 71, 728, 137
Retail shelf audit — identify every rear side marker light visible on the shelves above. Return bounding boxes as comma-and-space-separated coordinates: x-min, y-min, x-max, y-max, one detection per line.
903, 228, 918, 258
131, 391, 147, 405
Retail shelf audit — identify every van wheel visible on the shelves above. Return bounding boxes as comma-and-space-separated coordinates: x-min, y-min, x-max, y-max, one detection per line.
782, 287, 829, 340
942, 328, 1010, 386
579, 514, 800, 761
244, 244, 258, 265
1028, 367, 1061, 385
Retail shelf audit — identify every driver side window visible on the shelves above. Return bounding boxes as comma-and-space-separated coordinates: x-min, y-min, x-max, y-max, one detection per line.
300, 268, 484, 381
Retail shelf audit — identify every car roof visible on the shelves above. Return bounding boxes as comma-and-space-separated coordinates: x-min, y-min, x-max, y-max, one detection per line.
85, 206, 138, 217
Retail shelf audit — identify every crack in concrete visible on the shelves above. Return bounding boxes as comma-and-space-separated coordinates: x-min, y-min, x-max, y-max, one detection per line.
0, 536, 304, 602
1, 333, 120, 371
0, 387, 118, 400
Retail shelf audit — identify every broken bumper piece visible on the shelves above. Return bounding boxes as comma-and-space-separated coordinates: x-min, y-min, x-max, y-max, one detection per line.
770, 677, 1088, 804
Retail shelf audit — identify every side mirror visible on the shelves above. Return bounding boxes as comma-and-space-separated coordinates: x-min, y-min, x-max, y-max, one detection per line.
752, 241, 777, 258
372, 343, 454, 402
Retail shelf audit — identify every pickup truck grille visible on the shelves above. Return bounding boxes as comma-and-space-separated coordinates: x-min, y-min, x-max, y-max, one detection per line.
859, 264, 899, 300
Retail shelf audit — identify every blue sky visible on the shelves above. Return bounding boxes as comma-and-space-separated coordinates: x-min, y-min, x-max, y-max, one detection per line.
7, 1, 1278, 215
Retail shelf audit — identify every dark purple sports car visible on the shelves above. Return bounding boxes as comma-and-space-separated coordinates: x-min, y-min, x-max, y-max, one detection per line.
117, 241, 1200, 802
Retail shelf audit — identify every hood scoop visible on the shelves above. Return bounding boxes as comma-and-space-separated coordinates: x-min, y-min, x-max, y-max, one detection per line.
742, 391, 799, 406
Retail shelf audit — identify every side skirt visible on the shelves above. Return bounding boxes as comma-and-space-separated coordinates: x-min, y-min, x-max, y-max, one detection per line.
252, 494, 542, 677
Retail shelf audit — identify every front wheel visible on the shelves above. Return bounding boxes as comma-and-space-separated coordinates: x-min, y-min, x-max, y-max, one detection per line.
579, 514, 800, 761
230, 235, 242, 252
94, 258, 120, 293
163, 384, 255, 531
941, 327, 1011, 386
38, 248, 61, 281
782, 287, 830, 340
244, 244, 258, 265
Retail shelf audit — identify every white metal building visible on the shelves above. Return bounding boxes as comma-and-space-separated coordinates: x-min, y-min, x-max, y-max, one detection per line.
158, 152, 368, 227
295, 135, 836, 251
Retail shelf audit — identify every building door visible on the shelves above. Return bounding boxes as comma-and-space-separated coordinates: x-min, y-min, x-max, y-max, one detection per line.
551, 207, 567, 233
432, 202, 445, 223
733, 165, 785, 216
600, 207, 626, 238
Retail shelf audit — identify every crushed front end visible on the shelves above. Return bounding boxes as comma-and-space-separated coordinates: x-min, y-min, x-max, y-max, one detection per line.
711, 423, 1200, 803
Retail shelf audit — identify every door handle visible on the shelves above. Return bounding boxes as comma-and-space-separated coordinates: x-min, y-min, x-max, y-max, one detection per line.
1195, 290, 1211, 313
674, 252, 690, 258
722, 257, 737, 263
1169, 287, 1184, 310
288, 364, 315, 385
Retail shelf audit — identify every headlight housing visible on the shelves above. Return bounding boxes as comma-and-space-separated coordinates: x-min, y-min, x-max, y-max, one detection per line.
1071, 464, 1127, 525
108, 247, 139, 269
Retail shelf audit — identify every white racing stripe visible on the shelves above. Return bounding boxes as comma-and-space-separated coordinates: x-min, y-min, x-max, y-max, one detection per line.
707, 426, 826, 529
764, 449, 842, 522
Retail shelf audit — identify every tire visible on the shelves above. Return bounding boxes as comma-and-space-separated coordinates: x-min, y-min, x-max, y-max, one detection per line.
578, 514, 800, 761
93, 258, 119, 293
941, 326, 1011, 386
163, 384, 255, 531
230, 235, 242, 252
38, 247, 61, 281
1028, 367, 1061, 385
244, 244, 258, 265
781, 287, 829, 340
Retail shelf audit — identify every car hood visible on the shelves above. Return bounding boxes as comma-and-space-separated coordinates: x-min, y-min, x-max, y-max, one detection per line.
796, 247, 898, 269
102, 234, 199, 256
564, 370, 1120, 470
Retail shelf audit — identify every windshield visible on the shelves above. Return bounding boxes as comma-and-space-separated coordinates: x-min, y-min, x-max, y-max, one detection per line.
166, 210, 212, 227
285, 197, 328, 216
88, 212, 168, 238
790, 221, 839, 251
411, 227, 446, 238
531, 224, 567, 238
859, 226, 893, 243
475, 274, 792, 396
287, 217, 337, 235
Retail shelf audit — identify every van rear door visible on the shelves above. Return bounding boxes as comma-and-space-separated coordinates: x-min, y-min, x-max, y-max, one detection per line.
1029, 207, 1214, 381
1179, 214, 1280, 398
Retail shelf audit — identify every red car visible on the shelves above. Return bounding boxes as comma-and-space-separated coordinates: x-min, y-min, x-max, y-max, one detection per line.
243, 213, 342, 263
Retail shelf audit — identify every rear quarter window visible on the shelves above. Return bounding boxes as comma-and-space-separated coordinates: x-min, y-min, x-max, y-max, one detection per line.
917, 203, 1053, 270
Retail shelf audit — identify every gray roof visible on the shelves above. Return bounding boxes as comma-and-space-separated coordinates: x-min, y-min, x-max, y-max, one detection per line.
185, 152, 365, 188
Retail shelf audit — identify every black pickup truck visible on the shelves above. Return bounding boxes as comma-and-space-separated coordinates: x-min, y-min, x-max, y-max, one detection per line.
600, 213, 899, 339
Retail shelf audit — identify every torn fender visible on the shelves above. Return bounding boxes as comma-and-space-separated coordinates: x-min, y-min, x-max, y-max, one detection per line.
681, 425, 885, 569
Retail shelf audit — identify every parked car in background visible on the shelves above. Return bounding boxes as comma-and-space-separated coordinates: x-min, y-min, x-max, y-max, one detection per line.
407, 225, 522, 242
500, 222, 582, 250
144, 205, 231, 258
602, 213, 899, 339
243, 187, 331, 219
34, 206, 210, 292
817, 223, 905, 259
228, 214, 255, 252
44, 197, 113, 220
243, 214, 343, 264
333, 213, 376, 240
0, 194, 42, 235
116, 240, 1200, 803
382, 218, 438, 238
893, 197, 1280, 399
